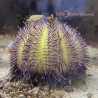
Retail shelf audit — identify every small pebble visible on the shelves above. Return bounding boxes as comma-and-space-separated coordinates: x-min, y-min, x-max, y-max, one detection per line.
28, 89, 33, 93
87, 92, 92, 98
4, 82, 11, 88
0, 94, 3, 98
0, 79, 3, 83
64, 86, 73, 92
27, 96, 32, 98
87, 74, 92, 77
43, 86, 49, 92
55, 96, 62, 98
5, 94, 11, 98
0, 80, 3, 89
0, 84, 3, 89
33, 87, 39, 95
18, 94, 26, 98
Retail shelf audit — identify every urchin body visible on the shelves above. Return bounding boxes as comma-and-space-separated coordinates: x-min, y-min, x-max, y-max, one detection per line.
10, 15, 89, 87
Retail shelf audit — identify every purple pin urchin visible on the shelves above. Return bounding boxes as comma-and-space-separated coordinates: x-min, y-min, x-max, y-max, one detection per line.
10, 15, 89, 87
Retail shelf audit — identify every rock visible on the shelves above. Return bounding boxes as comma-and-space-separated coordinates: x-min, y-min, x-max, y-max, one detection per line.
0, 94, 3, 98
0, 80, 3, 89
18, 94, 26, 98
64, 86, 73, 92
10, 91, 18, 97
16, 91, 23, 95
28, 90, 33, 94
0, 79, 3, 83
5, 94, 11, 98
3, 82, 11, 88
32, 87, 39, 95
7, 87, 13, 93
87, 93, 92, 98
55, 96, 62, 98
87, 74, 92, 77
0, 84, 3, 89
5, 97, 11, 98
3, 87, 13, 94
39, 91, 47, 97
50, 91, 65, 98
27, 96, 32, 98
43, 86, 49, 92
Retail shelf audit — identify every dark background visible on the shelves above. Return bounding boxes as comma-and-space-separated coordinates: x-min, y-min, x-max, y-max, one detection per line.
0, 0, 98, 47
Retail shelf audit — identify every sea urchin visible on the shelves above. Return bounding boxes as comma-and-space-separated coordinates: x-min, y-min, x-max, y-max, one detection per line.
10, 15, 89, 87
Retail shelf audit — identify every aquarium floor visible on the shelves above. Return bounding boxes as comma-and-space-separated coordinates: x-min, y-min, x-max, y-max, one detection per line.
0, 35, 98, 98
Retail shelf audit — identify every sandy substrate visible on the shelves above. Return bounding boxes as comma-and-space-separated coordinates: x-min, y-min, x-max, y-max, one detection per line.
0, 48, 10, 79
0, 44, 98, 98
